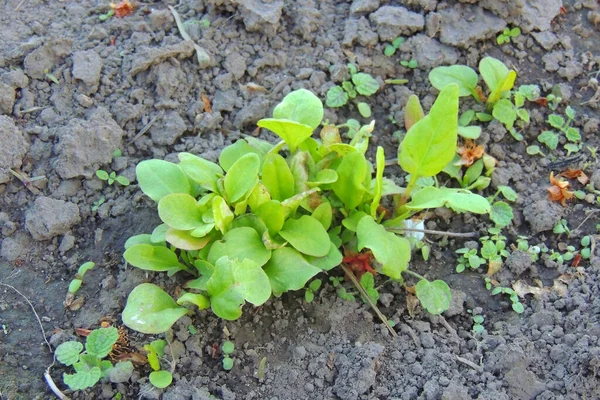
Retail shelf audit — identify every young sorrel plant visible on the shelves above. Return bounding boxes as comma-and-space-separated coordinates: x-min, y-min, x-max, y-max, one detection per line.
121, 85, 490, 335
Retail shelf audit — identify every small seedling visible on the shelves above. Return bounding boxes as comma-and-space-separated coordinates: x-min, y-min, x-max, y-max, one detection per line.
497, 27, 521, 45
145, 339, 173, 389
55, 327, 134, 391
256, 357, 267, 380
538, 106, 582, 154
222, 341, 235, 370
383, 37, 405, 56
526, 145, 545, 156
400, 59, 418, 69
491, 286, 524, 313
44, 69, 59, 84
99, 9, 115, 20
469, 310, 485, 334
64, 262, 95, 308
304, 279, 322, 303
553, 219, 571, 235
96, 170, 130, 186
326, 64, 380, 116
92, 197, 106, 212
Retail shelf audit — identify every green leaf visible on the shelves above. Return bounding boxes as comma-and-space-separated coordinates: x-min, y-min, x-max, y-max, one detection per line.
512, 302, 524, 313
151, 224, 169, 243
370, 146, 385, 218
124, 244, 186, 272
208, 227, 271, 267
219, 140, 263, 172
357, 102, 372, 118
307, 169, 338, 187
518, 84, 540, 101
405, 187, 491, 214
331, 151, 368, 209
392, 36, 405, 47
223, 357, 234, 370
263, 247, 321, 295
68, 279, 82, 294
326, 86, 349, 108
116, 175, 130, 186
149, 370, 173, 389
457, 126, 482, 140
352, 73, 380, 96
55, 341, 83, 366
177, 292, 210, 309
428, 65, 478, 97
224, 153, 260, 203
479, 57, 516, 104
106, 361, 134, 384
77, 261, 95, 277
122, 283, 188, 334
399, 84, 459, 177
136, 160, 191, 202
212, 195, 234, 233
566, 127, 581, 142
86, 327, 119, 358
490, 201, 514, 228
222, 341, 235, 354
357, 216, 410, 280
526, 145, 544, 156
305, 290, 315, 302
498, 186, 518, 201
311, 201, 333, 230
96, 170, 109, 180
360, 272, 379, 303
415, 280, 451, 315
480, 241, 498, 259
516, 108, 529, 123
178, 152, 223, 192
255, 200, 285, 236
464, 159, 484, 186
538, 131, 559, 150
206, 257, 271, 320
548, 114, 564, 129
158, 193, 205, 230
492, 99, 517, 130
383, 44, 396, 56
304, 242, 343, 271
309, 279, 322, 292
272, 88, 323, 130
124, 234, 153, 249
262, 153, 295, 201
257, 119, 314, 153
63, 368, 102, 391
279, 215, 330, 257
404, 94, 425, 130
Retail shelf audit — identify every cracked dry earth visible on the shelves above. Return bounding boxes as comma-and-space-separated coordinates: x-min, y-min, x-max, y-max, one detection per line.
1, 0, 600, 399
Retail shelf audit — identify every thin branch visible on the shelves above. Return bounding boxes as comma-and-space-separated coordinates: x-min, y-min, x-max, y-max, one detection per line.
127, 114, 160, 145
455, 355, 483, 372
339, 264, 397, 337
572, 209, 600, 234
387, 227, 478, 238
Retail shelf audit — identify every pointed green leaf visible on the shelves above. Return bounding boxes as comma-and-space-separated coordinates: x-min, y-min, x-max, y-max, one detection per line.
158, 193, 204, 230
86, 327, 119, 358
279, 215, 330, 257
255, 200, 285, 236
224, 153, 260, 203
415, 279, 451, 315
405, 187, 490, 214
206, 257, 271, 320
331, 151, 368, 209
371, 146, 385, 217
257, 119, 314, 153
404, 94, 425, 130
263, 247, 321, 294
428, 65, 478, 97
398, 84, 459, 177
357, 216, 410, 279
124, 244, 186, 272
208, 227, 271, 267
178, 152, 223, 192
262, 153, 295, 201
136, 160, 191, 202
122, 283, 188, 334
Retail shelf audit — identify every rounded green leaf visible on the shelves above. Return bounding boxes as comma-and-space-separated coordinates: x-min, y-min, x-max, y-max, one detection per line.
86, 327, 119, 358
273, 88, 324, 129
224, 153, 260, 203
406, 187, 491, 214
63, 368, 102, 391
352, 73, 380, 96
106, 361, 134, 384
55, 341, 83, 366
331, 151, 368, 209
68, 279, 82, 294
263, 247, 321, 294
178, 152, 223, 191
311, 202, 333, 230
492, 99, 517, 129
149, 370, 173, 388
116, 176, 130, 186
357, 102, 372, 118
96, 170, 109, 180
428, 65, 478, 97
357, 216, 410, 280
304, 242, 343, 271
124, 244, 185, 272
415, 279, 451, 315
136, 160, 191, 202
177, 292, 210, 309
257, 119, 314, 153
262, 153, 295, 201
479, 57, 509, 93
512, 302, 525, 314
255, 200, 285, 236
279, 215, 330, 257
124, 234, 153, 249
457, 126, 481, 140
326, 86, 349, 108
538, 131, 559, 150
165, 228, 210, 251
307, 169, 338, 187
219, 140, 263, 172
122, 283, 188, 334
490, 201, 514, 228
399, 84, 459, 178
222, 341, 235, 354
208, 227, 271, 267
158, 193, 205, 230
77, 261, 95, 276
223, 357, 234, 370
404, 94, 425, 130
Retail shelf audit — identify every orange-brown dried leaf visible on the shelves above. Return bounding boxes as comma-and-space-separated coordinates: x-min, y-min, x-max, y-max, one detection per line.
534, 97, 548, 107
475, 86, 488, 103
406, 293, 419, 318
75, 327, 92, 337
110, 0, 134, 18
201, 94, 212, 113
560, 168, 589, 185
456, 140, 485, 167
548, 172, 574, 206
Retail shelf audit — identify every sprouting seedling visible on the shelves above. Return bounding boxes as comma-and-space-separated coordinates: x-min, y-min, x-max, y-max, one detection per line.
469, 311, 485, 334
491, 286, 524, 313
496, 27, 521, 45
99, 9, 115, 20
304, 279, 322, 303
325, 64, 380, 114
526, 145, 545, 157
96, 170, 130, 186
64, 262, 95, 308
44, 69, 59, 84
256, 357, 267, 380
222, 341, 235, 370
581, 235, 592, 259
383, 36, 405, 56
553, 219, 571, 236
400, 59, 418, 69
145, 339, 173, 389
92, 196, 106, 212
539, 106, 582, 155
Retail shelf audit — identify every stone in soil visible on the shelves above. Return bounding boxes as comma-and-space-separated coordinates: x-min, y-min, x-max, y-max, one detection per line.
23, 38, 72, 80
438, 4, 506, 48
149, 111, 187, 146
333, 342, 384, 400
235, 0, 284, 37
523, 199, 564, 234
0, 116, 29, 183
72, 50, 103, 95
369, 6, 425, 41
25, 196, 80, 241
399, 34, 459, 68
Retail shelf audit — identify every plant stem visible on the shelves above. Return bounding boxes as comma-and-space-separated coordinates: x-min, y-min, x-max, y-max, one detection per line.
398, 174, 419, 206
387, 227, 478, 238
339, 263, 397, 337
403, 269, 428, 282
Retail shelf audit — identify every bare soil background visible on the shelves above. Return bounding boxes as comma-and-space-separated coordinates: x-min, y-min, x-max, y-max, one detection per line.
1, 0, 600, 399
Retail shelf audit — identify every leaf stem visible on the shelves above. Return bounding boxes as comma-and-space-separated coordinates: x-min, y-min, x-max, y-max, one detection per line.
403, 269, 428, 282
339, 264, 397, 337
386, 227, 478, 238
398, 174, 419, 206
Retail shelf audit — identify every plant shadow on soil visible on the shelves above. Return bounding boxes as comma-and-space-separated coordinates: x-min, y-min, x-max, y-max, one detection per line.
1, 0, 600, 399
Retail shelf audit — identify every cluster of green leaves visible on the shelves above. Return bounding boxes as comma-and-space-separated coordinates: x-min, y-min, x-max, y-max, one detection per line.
145, 340, 173, 389
515, 236, 544, 262
536, 106, 582, 155
549, 235, 592, 264
221, 341, 235, 370
55, 327, 133, 391
326, 64, 380, 118
497, 27, 521, 45
120, 85, 494, 335
429, 57, 539, 140
400, 59, 418, 69
304, 279, 322, 303
468, 309, 485, 334
455, 227, 510, 273
96, 170, 130, 186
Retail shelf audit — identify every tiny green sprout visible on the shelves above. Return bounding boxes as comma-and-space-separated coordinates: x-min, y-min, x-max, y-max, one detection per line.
526, 145, 545, 156
587, 146, 598, 161
112, 149, 122, 158
92, 196, 106, 212
44, 69, 59, 84
497, 27, 521, 45
401, 59, 418, 69
222, 341, 235, 371
484, 277, 492, 290
257, 357, 267, 380
305, 279, 322, 303
472, 314, 485, 334
553, 219, 571, 235
384, 36, 405, 56
329, 276, 343, 288
96, 170, 130, 186
67, 261, 95, 303
99, 9, 115, 21
337, 286, 356, 301
546, 93, 563, 110
188, 325, 198, 335
2, 324, 7, 335
384, 78, 409, 85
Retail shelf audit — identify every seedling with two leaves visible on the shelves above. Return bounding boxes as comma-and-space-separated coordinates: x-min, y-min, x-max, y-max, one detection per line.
145, 339, 173, 388
537, 106, 583, 155
497, 27, 521, 45
96, 170, 130, 186
326, 64, 379, 118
